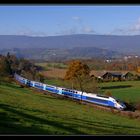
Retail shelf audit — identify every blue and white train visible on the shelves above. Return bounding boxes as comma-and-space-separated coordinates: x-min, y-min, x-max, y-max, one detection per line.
14, 73, 126, 110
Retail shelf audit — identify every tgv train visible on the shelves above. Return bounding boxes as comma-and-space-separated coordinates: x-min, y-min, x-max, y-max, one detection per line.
14, 73, 126, 110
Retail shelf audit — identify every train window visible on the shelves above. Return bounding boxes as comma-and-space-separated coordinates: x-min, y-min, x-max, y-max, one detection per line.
86, 96, 108, 104
46, 85, 55, 88
116, 99, 123, 104
86, 97, 94, 101
97, 94, 109, 98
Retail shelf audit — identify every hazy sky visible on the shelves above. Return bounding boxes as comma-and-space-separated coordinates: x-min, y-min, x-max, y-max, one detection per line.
1, 5, 140, 36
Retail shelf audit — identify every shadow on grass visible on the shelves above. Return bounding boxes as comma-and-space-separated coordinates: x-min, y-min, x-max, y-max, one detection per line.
1, 82, 21, 89
0, 103, 86, 135
72, 117, 140, 135
1, 103, 140, 135
101, 85, 132, 90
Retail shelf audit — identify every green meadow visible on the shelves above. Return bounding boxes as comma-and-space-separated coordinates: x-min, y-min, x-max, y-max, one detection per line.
0, 81, 140, 135
99, 80, 140, 103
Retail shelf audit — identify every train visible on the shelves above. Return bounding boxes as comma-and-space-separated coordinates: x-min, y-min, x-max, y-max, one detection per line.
14, 73, 126, 110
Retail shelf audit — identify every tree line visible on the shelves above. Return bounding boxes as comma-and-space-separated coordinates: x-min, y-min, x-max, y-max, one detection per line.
0, 52, 44, 83
64, 57, 140, 71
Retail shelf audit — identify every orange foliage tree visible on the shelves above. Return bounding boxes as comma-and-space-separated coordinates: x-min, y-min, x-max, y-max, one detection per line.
64, 60, 90, 101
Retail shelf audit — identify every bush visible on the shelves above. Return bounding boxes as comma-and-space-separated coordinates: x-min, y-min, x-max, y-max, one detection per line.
124, 100, 136, 111
0, 76, 13, 84
135, 102, 140, 111
105, 90, 112, 96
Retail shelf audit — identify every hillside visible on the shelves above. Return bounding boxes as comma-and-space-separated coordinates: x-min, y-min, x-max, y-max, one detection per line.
1, 34, 140, 60
1, 81, 140, 134
0, 47, 120, 61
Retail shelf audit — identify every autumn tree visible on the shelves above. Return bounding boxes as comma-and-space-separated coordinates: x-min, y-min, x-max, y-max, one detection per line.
6, 52, 20, 74
0, 56, 12, 76
105, 90, 112, 97
64, 60, 92, 101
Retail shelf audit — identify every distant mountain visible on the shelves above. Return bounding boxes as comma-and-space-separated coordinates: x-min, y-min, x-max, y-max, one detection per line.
0, 34, 140, 60
0, 47, 122, 61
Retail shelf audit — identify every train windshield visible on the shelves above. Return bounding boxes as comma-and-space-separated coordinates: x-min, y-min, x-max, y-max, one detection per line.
116, 99, 122, 104
115, 98, 125, 106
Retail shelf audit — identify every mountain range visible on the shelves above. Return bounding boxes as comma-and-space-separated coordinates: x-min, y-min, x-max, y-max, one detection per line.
0, 34, 139, 60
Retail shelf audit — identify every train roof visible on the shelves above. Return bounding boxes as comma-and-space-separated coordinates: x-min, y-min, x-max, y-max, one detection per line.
82, 92, 112, 100
96, 94, 109, 98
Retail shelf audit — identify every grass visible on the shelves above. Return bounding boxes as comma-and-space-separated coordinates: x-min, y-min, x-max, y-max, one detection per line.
42, 69, 66, 79
0, 81, 140, 134
99, 80, 140, 103
44, 78, 69, 87
35, 62, 67, 71
47, 62, 67, 69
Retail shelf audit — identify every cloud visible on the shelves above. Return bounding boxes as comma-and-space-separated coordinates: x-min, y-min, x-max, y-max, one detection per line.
16, 27, 48, 36
81, 26, 95, 34
129, 17, 140, 32
107, 17, 140, 35
72, 16, 81, 22
105, 28, 128, 35
55, 27, 78, 35
55, 25, 96, 35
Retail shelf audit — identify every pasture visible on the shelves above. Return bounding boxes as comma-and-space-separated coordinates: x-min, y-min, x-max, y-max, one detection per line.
35, 62, 67, 71
0, 81, 140, 134
99, 81, 140, 104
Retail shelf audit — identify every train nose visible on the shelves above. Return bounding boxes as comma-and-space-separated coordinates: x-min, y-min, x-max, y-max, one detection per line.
120, 104, 126, 110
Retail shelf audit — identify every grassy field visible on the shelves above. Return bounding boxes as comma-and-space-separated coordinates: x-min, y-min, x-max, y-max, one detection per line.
1, 81, 140, 135
42, 69, 66, 79
35, 62, 67, 71
99, 81, 140, 103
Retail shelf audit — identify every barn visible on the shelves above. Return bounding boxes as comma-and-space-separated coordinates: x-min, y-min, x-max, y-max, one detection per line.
102, 72, 122, 81
122, 72, 134, 80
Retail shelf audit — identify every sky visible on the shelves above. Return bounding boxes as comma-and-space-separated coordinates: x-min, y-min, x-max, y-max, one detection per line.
1, 5, 140, 36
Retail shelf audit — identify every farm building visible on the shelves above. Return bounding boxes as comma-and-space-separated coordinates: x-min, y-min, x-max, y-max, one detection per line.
90, 70, 140, 81
102, 72, 122, 81
90, 71, 107, 80
122, 72, 135, 80
90, 71, 122, 81
90, 70, 138, 81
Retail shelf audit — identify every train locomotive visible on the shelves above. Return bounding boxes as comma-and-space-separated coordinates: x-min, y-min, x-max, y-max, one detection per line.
14, 73, 126, 110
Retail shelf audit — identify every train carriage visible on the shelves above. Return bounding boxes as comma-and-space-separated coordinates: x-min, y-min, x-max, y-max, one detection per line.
14, 73, 126, 110
83, 93, 113, 107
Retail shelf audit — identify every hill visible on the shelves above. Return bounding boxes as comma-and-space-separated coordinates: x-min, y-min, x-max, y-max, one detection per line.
0, 34, 140, 54
1, 34, 140, 60
0, 47, 120, 61
0, 81, 140, 134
